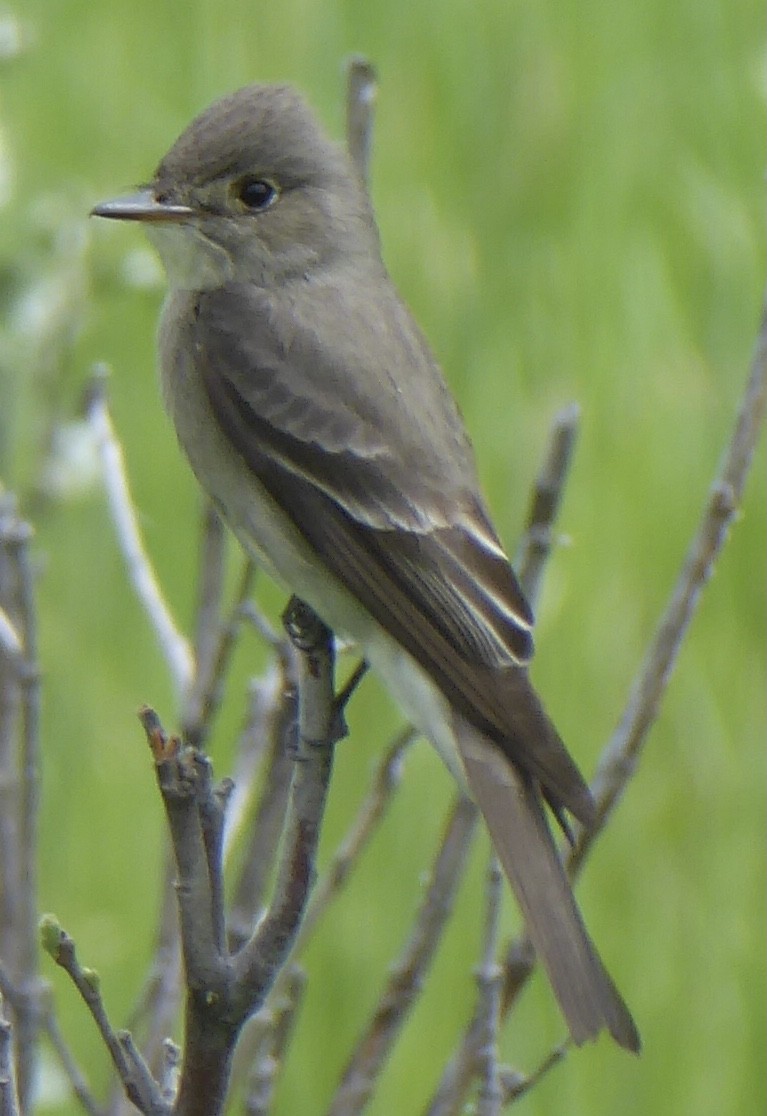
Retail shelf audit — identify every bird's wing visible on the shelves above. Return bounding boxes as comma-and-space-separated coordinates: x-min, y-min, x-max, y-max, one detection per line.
193, 281, 593, 822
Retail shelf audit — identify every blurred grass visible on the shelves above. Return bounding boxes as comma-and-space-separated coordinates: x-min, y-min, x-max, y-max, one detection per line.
1, 0, 764, 1113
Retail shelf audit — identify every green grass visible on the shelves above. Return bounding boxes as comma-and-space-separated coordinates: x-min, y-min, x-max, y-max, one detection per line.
1, 0, 764, 1113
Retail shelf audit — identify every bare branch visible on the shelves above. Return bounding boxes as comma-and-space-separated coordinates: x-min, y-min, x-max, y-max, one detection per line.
180, 503, 228, 744
232, 599, 336, 1005
40, 918, 168, 1115
158, 1039, 181, 1107
138, 709, 223, 991
502, 300, 767, 1035
136, 600, 338, 1116
473, 857, 504, 1116
299, 725, 416, 945
575, 303, 767, 848
42, 1000, 103, 1116
86, 369, 194, 701
0, 609, 22, 662
243, 967, 306, 1116
228, 676, 298, 949
327, 796, 478, 1116
515, 403, 580, 607
423, 406, 581, 1113
231, 724, 415, 1102
345, 56, 377, 185
0, 498, 44, 1109
500, 1041, 570, 1104
181, 505, 258, 749
0, 998, 20, 1116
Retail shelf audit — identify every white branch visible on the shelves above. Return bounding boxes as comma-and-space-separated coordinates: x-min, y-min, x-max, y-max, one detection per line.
87, 372, 193, 701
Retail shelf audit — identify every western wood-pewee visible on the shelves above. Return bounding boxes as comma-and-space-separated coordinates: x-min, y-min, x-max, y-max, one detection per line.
92, 83, 639, 1051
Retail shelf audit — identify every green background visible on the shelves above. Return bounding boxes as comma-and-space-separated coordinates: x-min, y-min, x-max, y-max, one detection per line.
1, 0, 764, 1113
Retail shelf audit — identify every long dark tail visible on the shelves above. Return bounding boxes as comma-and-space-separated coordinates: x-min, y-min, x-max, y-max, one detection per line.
455, 715, 640, 1052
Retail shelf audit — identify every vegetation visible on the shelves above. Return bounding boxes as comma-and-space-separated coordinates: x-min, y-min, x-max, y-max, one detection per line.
0, 1, 763, 1113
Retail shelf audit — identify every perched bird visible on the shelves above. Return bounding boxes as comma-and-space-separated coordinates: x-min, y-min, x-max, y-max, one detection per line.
92, 82, 639, 1052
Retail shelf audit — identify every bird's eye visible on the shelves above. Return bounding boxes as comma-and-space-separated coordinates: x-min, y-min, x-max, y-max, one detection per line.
235, 177, 278, 211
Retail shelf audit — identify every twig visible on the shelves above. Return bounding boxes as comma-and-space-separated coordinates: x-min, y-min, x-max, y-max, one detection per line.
1, 960, 101, 1115
157, 1039, 181, 1106
515, 403, 580, 607
502, 298, 767, 1016
298, 725, 416, 946
0, 1002, 20, 1116
12, 516, 42, 1111
181, 507, 258, 749
86, 367, 193, 701
0, 498, 44, 1109
227, 674, 298, 949
180, 503, 228, 745
575, 302, 767, 848
223, 662, 291, 862
230, 724, 416, 1101
232, 600, 337, 1007
326, 795, 479, 1116
0, 1022, 18, 1116
42, 999, 103, 1116
40, 917, 168, 1115
424, 407, 581, 1114
243, 967, 306, 1116
0, 608, 22, 661
138, 710, 221, 990
345, 57, 377, 185
135, 601, 337, 1116
500, 1040, 570, 1103
473, 856, 504, 1116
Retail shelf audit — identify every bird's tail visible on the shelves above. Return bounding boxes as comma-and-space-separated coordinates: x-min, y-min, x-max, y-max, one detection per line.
455, 714, 640, 1052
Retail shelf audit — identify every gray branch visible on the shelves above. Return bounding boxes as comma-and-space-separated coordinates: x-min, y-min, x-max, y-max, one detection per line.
345, 56, 378, 186
0, 496, 44, 1110
327, 796, 478, 1116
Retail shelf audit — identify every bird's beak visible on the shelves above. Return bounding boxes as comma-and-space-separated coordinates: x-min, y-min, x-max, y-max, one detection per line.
90, 187, 195, 223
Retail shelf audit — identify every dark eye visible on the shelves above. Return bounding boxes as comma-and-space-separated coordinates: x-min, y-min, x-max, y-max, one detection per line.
236, 178, 278, 211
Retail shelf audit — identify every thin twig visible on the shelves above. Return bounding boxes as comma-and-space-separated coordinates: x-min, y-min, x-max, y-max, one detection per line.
13, 514, 43, 1110
227, 675, 298, 949
181, 507, 258, 749
180, 503, 229, 745
0, 1003, 20, 1116
2, 961, 101, 1114
502, 299, 767, 1017
158, 1039, 181, 1106
40, 918, 168, 1115
223, 663, 291, 863
138, 710, 221, 991
326, 796, 478, 1116
575, 303, 767, 849
232, 600, 336, 1007
43, 1000, 103, 1116
243, 967, 306, 1116
424, 407, 581, 1114
0, 608, 22, 661
0, 499, 44, 1110
473, 857, 504, 1116
515, 403, 580, 607
298, 725, 416, 946
86, 367, 193, 701
345, 57, 377, 185
230, 724, 416, 1100
500, 1040, 570, 1104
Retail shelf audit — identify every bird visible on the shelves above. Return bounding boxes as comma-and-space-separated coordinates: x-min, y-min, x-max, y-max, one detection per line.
92, 82, 639, 1052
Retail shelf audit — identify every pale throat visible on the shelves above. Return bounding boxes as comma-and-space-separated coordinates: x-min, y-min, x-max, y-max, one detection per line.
146, 222, 234, 290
